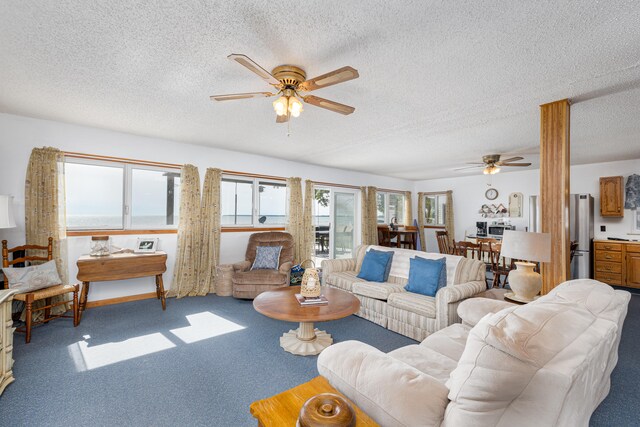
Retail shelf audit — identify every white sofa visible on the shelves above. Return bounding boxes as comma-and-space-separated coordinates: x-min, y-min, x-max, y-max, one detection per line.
317, 279, 630, 427
321, 245, 486, 340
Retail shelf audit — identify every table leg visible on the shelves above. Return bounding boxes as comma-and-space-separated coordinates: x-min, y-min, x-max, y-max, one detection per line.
78, 281, 90, 321
279, 321, 333, 356
156, 274, 166, 310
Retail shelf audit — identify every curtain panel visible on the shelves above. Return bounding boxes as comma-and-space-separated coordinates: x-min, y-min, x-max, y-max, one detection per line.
197, 168, 221, 295
286, 177, 305, 264
168, 165, 202, 298
24, 146, 69, 319
360, 186, 378, 245
417, 192, 426, 251
445, 190, 455, 246
302, 180, 315, 264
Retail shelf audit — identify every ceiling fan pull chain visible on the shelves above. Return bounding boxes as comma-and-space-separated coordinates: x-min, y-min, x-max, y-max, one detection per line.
287, 116, 291, 137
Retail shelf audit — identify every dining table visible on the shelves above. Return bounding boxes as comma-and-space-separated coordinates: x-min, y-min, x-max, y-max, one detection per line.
389, 228, 418, 250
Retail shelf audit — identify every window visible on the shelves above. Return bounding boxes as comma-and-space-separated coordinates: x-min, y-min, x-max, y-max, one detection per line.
424, 194, 447, 226
221, 176, 287, 227
65, 159, 180, 230
377, 192, 406, 224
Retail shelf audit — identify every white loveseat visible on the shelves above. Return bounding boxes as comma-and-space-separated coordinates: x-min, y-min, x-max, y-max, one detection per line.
321, 245, 486, 340
317, 279, 630, 427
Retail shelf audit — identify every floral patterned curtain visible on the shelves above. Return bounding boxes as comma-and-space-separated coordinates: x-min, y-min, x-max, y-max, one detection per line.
197, 168, 221, 295
360, 186, 378, 245
403, 191, 412, 227
417, 192, 426, 251
286, 177, 304, 264
445, 190, 455, 246
302, 180, 315, 263
168, 165, 201, 298
24, 147, 69, 318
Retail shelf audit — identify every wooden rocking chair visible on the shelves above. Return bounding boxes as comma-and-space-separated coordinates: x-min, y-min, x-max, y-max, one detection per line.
2, 238, 79, 343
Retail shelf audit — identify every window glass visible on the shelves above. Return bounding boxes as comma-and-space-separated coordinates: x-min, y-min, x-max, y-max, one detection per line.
65, 162, 124, 229
424, 194, 446, 226
314, 189, 330, 226
258, 181, 286, 225
221, 179, 253, 225
376, 193, 386, 223
388, 193, 405, 224
131, 168, 181, 228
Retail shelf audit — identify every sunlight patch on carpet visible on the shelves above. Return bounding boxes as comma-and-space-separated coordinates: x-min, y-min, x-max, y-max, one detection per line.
170, 311, 246, 344
68, 333, 176, 371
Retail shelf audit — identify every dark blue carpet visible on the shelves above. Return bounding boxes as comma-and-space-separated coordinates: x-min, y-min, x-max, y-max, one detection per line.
0, 295, 414, 426
1, 292, 638, 426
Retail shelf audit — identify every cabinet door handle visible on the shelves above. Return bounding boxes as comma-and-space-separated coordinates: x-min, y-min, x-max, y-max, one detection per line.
605, 255, 612, 259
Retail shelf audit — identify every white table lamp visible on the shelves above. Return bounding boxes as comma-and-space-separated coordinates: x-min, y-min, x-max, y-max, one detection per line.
0, 195, 16, 229
500, 230, 551, 302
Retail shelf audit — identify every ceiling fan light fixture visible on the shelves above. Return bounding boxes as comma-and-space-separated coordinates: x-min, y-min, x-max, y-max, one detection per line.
273, 96, 288, 116
483, 165, 500, 175
288, 96, 303, 118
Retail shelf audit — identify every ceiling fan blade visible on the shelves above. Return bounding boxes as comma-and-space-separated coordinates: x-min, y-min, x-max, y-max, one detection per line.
501, 162, 532, 167
454, 165, 484, 171
227, 54, 280, 86
303, 95, 355, 115
209, 92, 275, 101
276, 114, 289, 123
298, 66, 359, 92
465, 162, 486, 165
497, 156, 524, 163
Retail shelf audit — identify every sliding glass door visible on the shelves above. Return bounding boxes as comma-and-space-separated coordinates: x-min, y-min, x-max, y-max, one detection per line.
313, 187, 360, 263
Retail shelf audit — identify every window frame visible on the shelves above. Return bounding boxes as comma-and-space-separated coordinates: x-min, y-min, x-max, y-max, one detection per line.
377, 191, 406, 225
423, 193, 447, 228
221, 174, 288, 228
64, 157, 180, 232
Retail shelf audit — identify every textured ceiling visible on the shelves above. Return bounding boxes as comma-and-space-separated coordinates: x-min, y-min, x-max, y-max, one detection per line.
1, 1, 639, 180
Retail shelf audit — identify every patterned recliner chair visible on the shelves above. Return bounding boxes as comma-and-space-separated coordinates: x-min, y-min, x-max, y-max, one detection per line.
231, 232, 294, 299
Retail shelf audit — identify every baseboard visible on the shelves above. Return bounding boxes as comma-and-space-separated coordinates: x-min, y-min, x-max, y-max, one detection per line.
86, 292, 157, 308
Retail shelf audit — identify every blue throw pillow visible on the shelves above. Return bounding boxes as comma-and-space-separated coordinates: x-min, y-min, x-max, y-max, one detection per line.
405, 257, 447, 297
251, 246, 282, 270
369, 249, 394, 281
357, 249, 394, 282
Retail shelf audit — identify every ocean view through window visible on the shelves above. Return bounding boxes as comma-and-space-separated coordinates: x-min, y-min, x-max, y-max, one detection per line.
65, 158, 181, 230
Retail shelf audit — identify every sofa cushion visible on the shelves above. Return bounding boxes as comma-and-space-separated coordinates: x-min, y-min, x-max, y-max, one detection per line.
357, 249, 393, 282
420, 323, 471, 362
231, 269, 288, 286
325, 271, 363, 292
352, 281, 406, 301
387, 344, 458, 384
404, 256, 446, 297
388, 291, 437, 318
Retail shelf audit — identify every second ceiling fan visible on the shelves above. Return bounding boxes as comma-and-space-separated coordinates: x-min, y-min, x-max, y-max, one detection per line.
455, 154, 532, 175
210, 54, 359, 123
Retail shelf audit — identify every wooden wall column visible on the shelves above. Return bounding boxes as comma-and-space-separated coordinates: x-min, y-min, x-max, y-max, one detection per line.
540, 99, 570, 294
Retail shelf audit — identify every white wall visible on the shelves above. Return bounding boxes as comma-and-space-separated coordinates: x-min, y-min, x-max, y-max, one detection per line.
414, 158, 640, 252
0, 113, 413, 301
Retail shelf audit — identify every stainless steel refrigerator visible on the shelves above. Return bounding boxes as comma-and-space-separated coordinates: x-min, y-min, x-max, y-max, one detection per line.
529, 194, 594, 279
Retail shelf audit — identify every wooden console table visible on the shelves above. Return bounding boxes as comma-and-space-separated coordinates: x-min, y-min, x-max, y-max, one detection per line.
76, 251, 167, 320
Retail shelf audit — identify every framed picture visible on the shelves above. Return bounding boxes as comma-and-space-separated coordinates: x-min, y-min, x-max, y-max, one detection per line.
135, 238, 158, 253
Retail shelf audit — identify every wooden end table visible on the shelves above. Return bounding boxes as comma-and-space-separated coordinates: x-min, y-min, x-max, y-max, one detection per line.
250, 376, 379, 427
253, 285, 360, 356
76, 251, 167, 320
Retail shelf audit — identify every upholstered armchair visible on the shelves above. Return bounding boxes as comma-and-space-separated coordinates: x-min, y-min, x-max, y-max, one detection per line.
232, 232, 294, 299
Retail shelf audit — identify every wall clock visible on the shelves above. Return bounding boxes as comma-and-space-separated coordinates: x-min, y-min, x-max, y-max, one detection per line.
485, 188, 499, 200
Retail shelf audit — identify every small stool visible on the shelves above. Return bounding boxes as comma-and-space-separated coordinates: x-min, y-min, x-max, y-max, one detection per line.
215, 264, 234, 296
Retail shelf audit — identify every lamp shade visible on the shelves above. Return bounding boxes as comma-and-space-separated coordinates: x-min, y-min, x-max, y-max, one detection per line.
500, 230, 550, 263
0, 195, 16, 229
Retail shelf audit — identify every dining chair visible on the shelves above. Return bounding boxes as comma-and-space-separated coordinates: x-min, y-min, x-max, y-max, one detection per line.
488, 242, 512, 288
377, 225, 392, 247
400, 226, 417, 250
2, 238, 79, 343
435, 231, 452, 254
453, 241, 481, 260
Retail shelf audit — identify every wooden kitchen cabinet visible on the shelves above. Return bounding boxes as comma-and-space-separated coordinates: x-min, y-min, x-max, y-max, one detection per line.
594, 240, 640, 288
599, 176, 623, 217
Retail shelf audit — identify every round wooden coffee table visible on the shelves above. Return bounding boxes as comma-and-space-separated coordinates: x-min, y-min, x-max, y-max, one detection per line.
253, 286, 360, 356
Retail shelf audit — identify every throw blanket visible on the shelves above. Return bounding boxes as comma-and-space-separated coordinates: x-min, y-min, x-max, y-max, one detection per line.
625, 174, 640, 209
